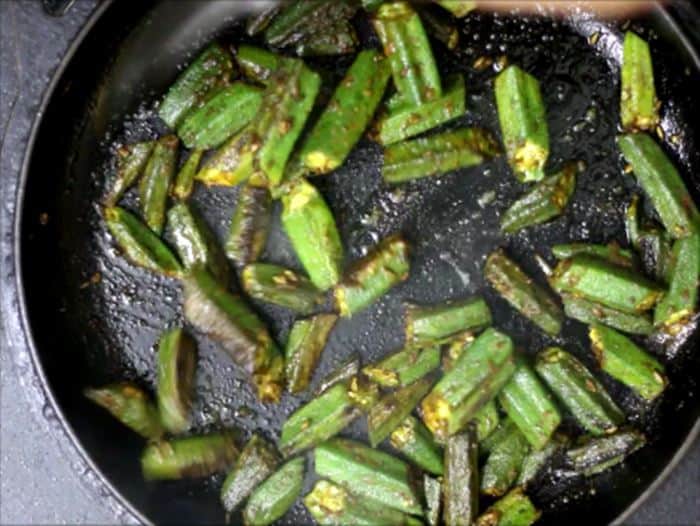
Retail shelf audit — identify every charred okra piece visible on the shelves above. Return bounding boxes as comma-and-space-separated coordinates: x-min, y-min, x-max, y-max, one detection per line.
285, 314, 338, 393
139, 135, 179, 234
390, 415, 443, 475
363, 345, 440, 388
485, 249, 563, 335
347, 374, 381, 411
566, 429, 646, 476
226, 184, 271, 267
517, 434, 568, 487
589, 324, 667, 400
156, 327, 197, 435
551, 242, 635, 268
638, 227, 673, 283
158, 43, 233, 129
171, 149, 203, 201
475, 487, 541, 526
279, 382, 359, 456
221, 434, 280, 513
500, 163, 577, 233
404, 297, 492, 347
419, 6, 459, 49
481, 420, 530, 497
421, 328, 515, 441
495, 65, 549, 182
105, 141, 155, 206
334, 235, 410, 317
620, 31, 659, 132
242, 263, 321, 315
314, 438, 423, 515
618, 133, 700, 238
264, 0, 353, 48
444, 426, 479, 526
84, 383, 163, 440
435, 0, 476, 17
104, 206, 182, 277
472, 400, 500, 441
235, 45, 280, 85
315, 355, 361, 395
383, 127, 501, 184
299, 50, 391, 174
295, 20, 358, 57
196, 129, 255, 187
246, 6, 281, 37
141, 431, 238, 480
535, 347, 624, 436
424, 475, 442, 526
243, 457, 305, 526
562, 294, 653, 336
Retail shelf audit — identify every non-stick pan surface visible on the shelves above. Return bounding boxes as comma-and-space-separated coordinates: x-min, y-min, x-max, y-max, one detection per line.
17, 1, 700, 524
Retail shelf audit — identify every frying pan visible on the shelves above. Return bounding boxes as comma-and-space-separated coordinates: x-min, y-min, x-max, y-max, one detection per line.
10, 0, 700, 524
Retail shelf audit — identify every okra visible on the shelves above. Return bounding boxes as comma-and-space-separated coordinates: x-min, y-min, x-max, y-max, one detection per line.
516, 434, 568, 487
444, 426, 479, 526
295, 21, 358, 57
495, 65, 549, 182
139, 135, 179, 234
419, 6, 459, 50
105, 141, 154, 206
171, 148, 203, 201
226, 184, 272, 267
625, 194, 642, 249
535, 347, 624, 436
141, 431, 238, 480
435, 0, 476, 17
221, 434, 280, 513
549, 254, 664, 314
620, 31, 659, 132
196, 129, 255, 187
314, 438, 422, 515
315, 355, 360, 395
156, 327, 197, 435
566, 429, 646, 476
242, 263, 321, 315
376, 75, 466, 145
423, 475, 442, 526
404, 297, 492, 347
264, 0, 351, 48
481, 419, 530, 497
235, 45, 280, 85
281, 178, 344, 290
347, 374, 381, 411
638, 227, 673, 283
334, 235, 410, 317
500, 163, 577, 233
618, 132, 700, 238
104, 206, 182, 277
498, 360, 561, 450
246, 6, 281, 37
279, 382, 359, 456
421, 328, 515, 440
285, 314, 338, 393
479, 419, 518, 457
299, 49, 391, 174
475, 487, 541, 526
390, 415, 444, 475
84, 383, 163, 440
441, 331, 475, 372
158, 43, 233, 129
176, 83, 263, 150
562, 294, 654, 335
166, 202, 230, 286
383, 127, 501, 184
243, 457, 304, 526
485, 249, 563, 335
590, 324, 667, 400
363, 345, 440, 388
472, 400, 501, 441
551, 242, 635, 268
368, 376, 435, 447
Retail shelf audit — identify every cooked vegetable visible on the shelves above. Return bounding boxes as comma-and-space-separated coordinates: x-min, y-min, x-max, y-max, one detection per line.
243, 457, 304, 526
264, 0, 356, 49
516, 434, 568, 487
475, 487, 541, 526
363, 345, 441, 388
285, 314, 338, 393
637, 227, 673, 283
242, 263, 321, 315
441, 331, 475, 371
347, 374, 381, 411
171, 148, 203, 201
226, 184, 272, 267
246, 6, 281, 37
423, 474, 442, 526
562, 294, 653, 335
624, 194, 642, 249
481, 419, 530, 497
105, 141, 154, 206
196, 128, 256, 187
156, 327, 197, 435
404, 297, 492, 347
566, 429, 646, 476
295, 20, 358, 57
419, 6, 459, 49
139, 135, 179, 234
551, 242, 635, 268
390, 415, 444, 475
235, 45, 280, 84
444, 426, 479, 526
434, 0, 476, 17
620, 31, 659, 132
315, 355, 361, 395
472, 400, 500, 441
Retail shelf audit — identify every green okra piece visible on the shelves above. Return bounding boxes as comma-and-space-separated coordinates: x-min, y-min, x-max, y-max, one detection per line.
263, 0, 338, 48
226, 184, 272, 268
434, 0, 476, 17
618, 132, 700, 238
444, 426, 479, 526
421, 328, 515, 441
285, 313, 338, 393
334, 234, 410, 317
498, 359, 561, 450
242, 263, 321, 315
589, 324, 667, 401
84, 382, 163, 440
485, 249, 563, 335
195, 128, 255, 186
315, 355, 361, 395
404, 296, 492, 347
562, 294, 653, 335
235, 45, 280, 85
171, 148, 203, 201
552, 242, 635, 268
479, 419, 517, 456
625, 194, 643, 249
566, 429, 646, 476
246, 6, 281, 37
475, 487, 541, 526
376, 74, 466, 145
441, 331, 475, 371
481, 419, 530, 497
314, 438, 423, 515
390, 415, 443, 475
472, 400, 500, 441
176, 82, 263, 150
363, 0, 385, 12
516, 434, 568, 487
295, 20, 358, 57
550, 254, 664, 314
156, 327, 197, 435
141, 431, 239, 480
535, 347, 624, 436
221, 435, 280, 513
638, 227, 673, 283
281, 178, 343, 290
103, 206, 182, 277
183, 267, 284, 403
105, 141, 155, 206
620, 31, 660, 132
495, 65, 549, 182
299, 49, 391, 174
139, 135, 179, 234
501, 163, 578, 233
423, 474, 442, 526
347, 374, 381, 412
166, 202, 230, 286
363, 345, 440, 388
243, 457, 305, 526
279, 382, 359, 456
418, 6, 459, 50
383, 127, 501, 184
368, 376, 435, 447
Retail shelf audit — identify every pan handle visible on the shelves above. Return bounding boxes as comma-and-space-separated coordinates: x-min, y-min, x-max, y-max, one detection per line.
42, 0, 76, 17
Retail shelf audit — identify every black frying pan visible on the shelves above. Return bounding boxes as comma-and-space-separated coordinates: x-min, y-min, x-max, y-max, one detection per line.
12, 0, 700, 524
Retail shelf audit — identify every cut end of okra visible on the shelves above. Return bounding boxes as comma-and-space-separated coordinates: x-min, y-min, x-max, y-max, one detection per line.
620, 31, 660, 132
157, 327, 197, 435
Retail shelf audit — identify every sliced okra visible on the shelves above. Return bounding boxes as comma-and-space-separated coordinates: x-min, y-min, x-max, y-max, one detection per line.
235, 45, 280, 85
562, 294, 654, 336
245, 6, 281, 37
314, 355, 361, 395
347, 374, 381, 412
390, 415, 444, 476
637, 227, 673, 284
423, 474, 442, 526
517, 434, 568, 487
139, 135, 179, 234
625, 194, 642, 249
475, 487, 541, 526
472, 400, 500, 442
226, 184, 272, 268
404, 296, 492, 347
285, 313, 338, 394
418, 5, 459, 49
566, 429, 646, 476
441, 331, 475, 372
171, 148, 203, 201
551, 241, 635, 268
295, 20, 358, 57
105, 141, 154, 206
264, 0, 354, 48
196, 129, 256, 187
242, 263, 321, 315
435, 0, 477, 17
363, 345, 440, 388
481, 419, 530, 497
620, 31, 660, 132
243, 457, 305, 526
156, 327, 197, 435
444, 426, 479, 526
